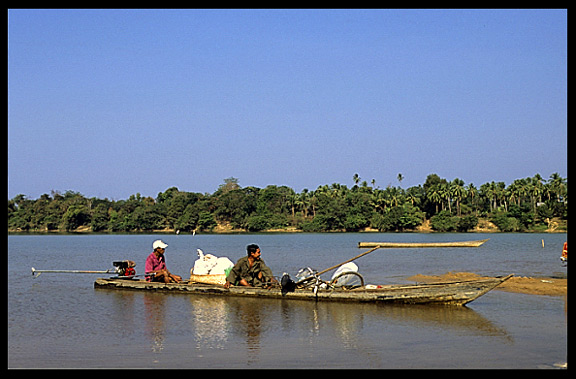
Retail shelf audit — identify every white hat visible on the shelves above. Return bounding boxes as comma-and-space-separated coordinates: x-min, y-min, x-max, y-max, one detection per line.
153, 240, 168, 250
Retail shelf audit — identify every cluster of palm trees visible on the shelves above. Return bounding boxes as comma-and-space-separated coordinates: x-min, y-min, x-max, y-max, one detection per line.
496, 173, 567, 214
292, 172, 567, 221
8, 172, 567, 233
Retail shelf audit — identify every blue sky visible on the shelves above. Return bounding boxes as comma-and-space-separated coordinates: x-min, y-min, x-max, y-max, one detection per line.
8, 9, 567, 200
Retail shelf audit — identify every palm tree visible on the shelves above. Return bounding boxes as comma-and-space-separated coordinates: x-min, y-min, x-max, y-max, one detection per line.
388, 186, 401, 207
451, 179, 466, 216
548, 172, 566, 202
287, 192, 298, 220
310, 190, 318, 218
371, 190, 387, 214
494, 182, 507, 211
466, 183, 478, 216
480, 182, 496, 212
397, 173, 404, 187
513, 178, 530, 208
427, 185, 442, 214
330, 183, 347, 199
531, 174, 545, 213
405, 187, 421, 206
438, 182, 450, 213
298, 189, 310, 218
353, 173, 360, 187
508, 182, 519, 207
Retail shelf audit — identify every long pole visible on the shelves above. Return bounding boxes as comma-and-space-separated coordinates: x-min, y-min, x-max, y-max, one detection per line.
316, 245, 382, 276
295, 245, 382, 285
31, 267, 114, 277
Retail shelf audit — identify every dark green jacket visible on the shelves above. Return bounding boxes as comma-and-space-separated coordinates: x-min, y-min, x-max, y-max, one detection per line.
226, 256, 274, 286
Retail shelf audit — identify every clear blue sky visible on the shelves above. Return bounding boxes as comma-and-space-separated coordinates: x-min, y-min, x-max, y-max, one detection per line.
8, 9, 567, 200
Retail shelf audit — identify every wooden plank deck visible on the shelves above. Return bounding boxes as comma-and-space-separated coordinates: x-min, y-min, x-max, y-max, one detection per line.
94, 273, 512, 306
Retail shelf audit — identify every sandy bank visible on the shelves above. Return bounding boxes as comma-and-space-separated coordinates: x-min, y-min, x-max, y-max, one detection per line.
407, 272, 567, 297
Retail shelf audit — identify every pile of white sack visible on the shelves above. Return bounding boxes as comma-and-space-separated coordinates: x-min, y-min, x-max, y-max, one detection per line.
192, 249, 234, 276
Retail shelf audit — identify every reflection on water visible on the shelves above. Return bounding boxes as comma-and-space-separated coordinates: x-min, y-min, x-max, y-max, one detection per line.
143, 294, 167, 354
8, 233, 567, 368
134, 292, 513, 367
228, 298, 269, 364
375, 303, 512, 342
190, 297, 230, 351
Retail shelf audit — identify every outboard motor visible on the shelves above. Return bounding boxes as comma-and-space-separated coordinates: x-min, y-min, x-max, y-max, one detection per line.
113, 260, 136, 277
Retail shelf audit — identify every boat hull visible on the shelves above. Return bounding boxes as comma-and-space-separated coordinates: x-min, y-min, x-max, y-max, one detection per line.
358, 239, 489, 249
94, 274, 512, 306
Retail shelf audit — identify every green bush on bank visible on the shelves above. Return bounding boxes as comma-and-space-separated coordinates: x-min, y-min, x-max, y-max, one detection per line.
8, 173, 567, 233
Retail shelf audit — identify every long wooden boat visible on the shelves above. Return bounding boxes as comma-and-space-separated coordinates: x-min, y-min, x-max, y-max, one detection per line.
94, 274, 512, 306
358, 239, 489, 249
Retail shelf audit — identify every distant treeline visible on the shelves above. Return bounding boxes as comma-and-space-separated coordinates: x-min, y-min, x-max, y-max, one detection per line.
8, 173, 567, 233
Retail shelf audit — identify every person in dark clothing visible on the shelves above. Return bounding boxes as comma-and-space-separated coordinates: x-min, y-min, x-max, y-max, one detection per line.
225, 244, 277, 288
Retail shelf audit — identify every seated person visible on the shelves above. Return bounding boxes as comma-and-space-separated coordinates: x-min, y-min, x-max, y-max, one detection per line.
225, 244, 277, 288
145, 240, 182, 283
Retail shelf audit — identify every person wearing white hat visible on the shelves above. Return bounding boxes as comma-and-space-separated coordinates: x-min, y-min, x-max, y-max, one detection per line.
145, 240, 182, 283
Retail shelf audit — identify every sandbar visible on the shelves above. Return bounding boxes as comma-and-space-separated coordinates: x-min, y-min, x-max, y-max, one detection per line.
407, 271, 567, 297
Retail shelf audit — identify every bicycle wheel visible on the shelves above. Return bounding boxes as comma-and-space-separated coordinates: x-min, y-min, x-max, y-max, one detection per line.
296, 277, 315, 289
329, 271, 364, 289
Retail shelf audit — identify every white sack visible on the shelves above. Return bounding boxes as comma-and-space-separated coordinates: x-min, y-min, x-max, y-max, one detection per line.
192, 249, 218, 275
209, 257, 234, 275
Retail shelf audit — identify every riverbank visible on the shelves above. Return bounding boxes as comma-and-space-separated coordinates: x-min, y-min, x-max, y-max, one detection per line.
407, 272, 567, 297
7, 217, 567, 234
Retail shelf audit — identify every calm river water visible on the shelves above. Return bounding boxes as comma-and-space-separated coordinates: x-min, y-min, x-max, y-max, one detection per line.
8, 233, 567, 368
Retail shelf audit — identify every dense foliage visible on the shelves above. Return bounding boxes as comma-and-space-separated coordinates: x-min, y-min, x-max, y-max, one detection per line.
8, 173, 567, 233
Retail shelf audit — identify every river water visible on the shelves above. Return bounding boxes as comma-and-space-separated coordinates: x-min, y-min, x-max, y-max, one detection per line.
8, 233, 567, 368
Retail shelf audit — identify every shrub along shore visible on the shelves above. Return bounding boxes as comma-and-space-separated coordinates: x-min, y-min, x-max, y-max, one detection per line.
8, 173, 567, 234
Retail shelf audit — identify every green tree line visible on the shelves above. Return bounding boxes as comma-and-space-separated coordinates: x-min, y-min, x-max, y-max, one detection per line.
8, 173, 567, 233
